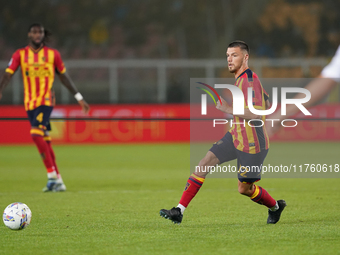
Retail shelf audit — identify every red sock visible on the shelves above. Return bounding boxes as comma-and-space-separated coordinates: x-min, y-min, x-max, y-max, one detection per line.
179, 173, 205, 207
31, 129, 55, 174
250, 185, 276, 208
45, 137, 59, 175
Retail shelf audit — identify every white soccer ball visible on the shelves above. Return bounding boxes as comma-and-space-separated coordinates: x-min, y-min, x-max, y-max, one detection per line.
3, 202, 32, 230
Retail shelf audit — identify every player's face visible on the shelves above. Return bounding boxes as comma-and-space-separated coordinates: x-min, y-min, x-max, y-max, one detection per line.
28, 26, 45, 46
226, 47, 248, 73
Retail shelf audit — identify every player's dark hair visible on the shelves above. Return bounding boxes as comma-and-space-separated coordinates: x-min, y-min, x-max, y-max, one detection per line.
227, 40, 249, 54
28, 23, 51, 44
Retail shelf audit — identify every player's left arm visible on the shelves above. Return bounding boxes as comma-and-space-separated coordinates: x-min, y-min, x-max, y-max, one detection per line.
0, 72, 13, 100
54, 49, 90, 114
58, 72, 90, 114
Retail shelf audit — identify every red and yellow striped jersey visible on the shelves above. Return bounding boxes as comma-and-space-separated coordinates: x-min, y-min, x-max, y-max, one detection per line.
6, 45, 66, 111
229, 68, 270, 154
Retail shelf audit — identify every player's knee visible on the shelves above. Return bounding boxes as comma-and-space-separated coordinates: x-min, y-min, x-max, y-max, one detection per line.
30, 127, 44, 137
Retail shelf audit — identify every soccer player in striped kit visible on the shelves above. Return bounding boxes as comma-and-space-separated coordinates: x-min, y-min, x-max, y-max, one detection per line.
160, 41, 286, 224
0, 23, 90, 192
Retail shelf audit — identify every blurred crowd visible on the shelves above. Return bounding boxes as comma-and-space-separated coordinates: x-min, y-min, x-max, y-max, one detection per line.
0, 0, 340, 61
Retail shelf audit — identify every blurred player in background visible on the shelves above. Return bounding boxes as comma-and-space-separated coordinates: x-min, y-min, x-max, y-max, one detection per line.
267, 45, 340, 136
0, 23, 90, 192
160, 41, 286, 224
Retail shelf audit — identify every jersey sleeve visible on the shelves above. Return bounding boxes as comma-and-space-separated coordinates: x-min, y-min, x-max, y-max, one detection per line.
321, 45, 340, 82
5, 50, 21, 74
54, 49, 66, 74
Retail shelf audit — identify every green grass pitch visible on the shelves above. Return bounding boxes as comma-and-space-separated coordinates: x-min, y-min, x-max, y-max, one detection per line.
0, 142, 339, 255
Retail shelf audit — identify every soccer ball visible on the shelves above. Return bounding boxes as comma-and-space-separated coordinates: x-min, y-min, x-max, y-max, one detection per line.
3, 202, 32, 230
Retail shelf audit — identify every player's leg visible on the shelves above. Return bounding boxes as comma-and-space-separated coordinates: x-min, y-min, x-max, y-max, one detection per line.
30, 125, 56, 177
180, 132, 237, 210
159, 151, 220, 224
43, 131, 59, 175
238, 180, 277, 208
44, 128, 66, 191
236, 150, 286, 224
160, 132, 237, 224
177, 151, 220, 210
27, 106, 59, 192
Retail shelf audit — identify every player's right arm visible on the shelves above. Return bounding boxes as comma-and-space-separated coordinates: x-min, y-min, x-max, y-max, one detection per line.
281, 76, 336, 117
267, 45, 340, 136
266, 76, 336, 137
0, 72, 13, 100
282, 45, 340, 116
0, 50, 20, 100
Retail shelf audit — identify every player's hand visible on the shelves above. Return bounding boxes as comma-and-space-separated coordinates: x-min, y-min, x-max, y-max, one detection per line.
216, 97, 231, 114
78, 100, 90, 115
